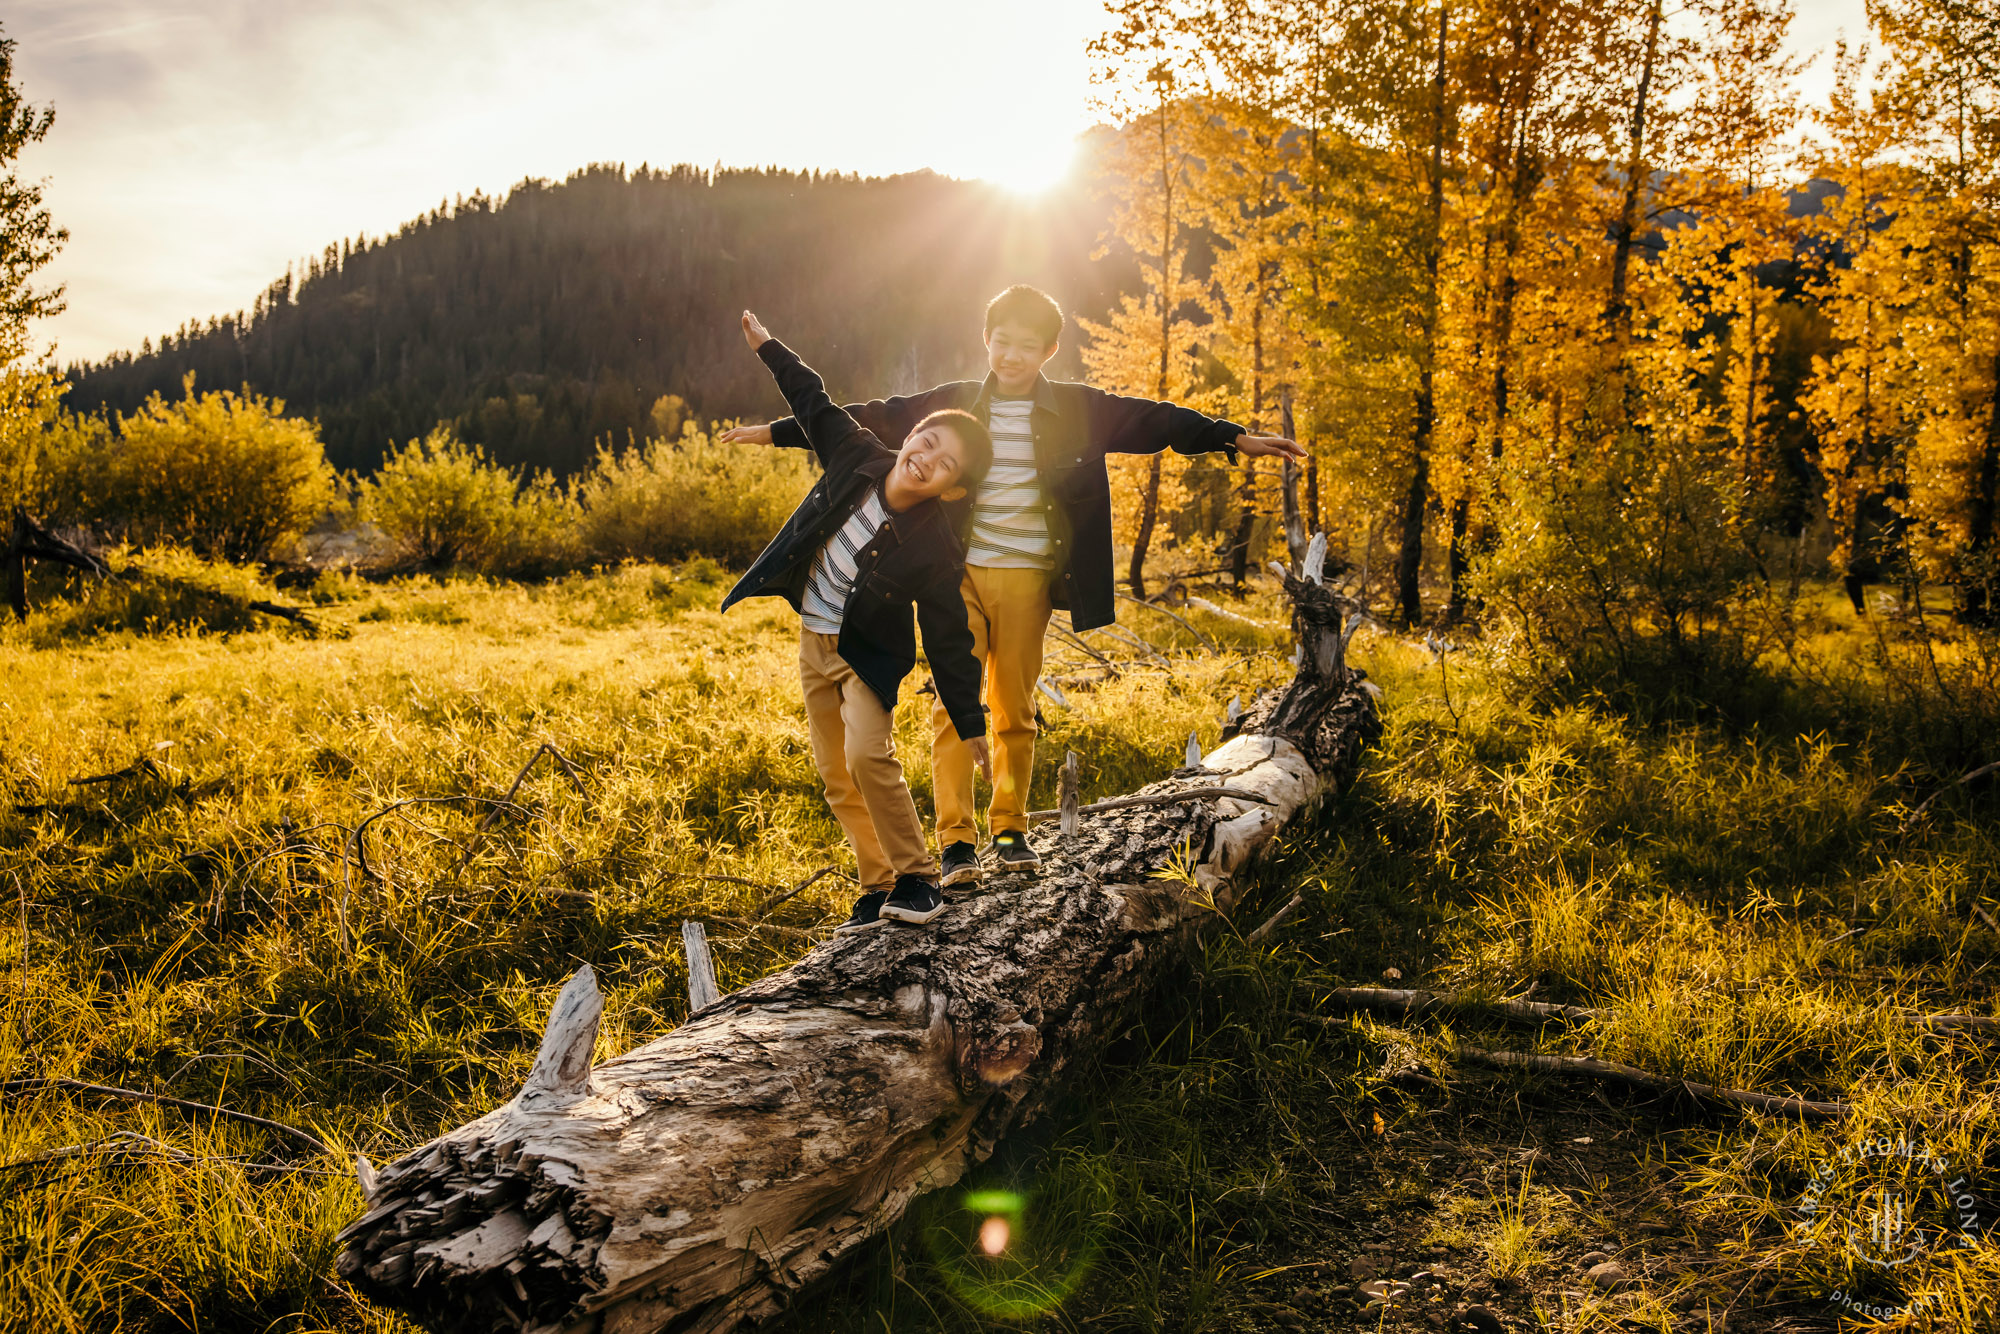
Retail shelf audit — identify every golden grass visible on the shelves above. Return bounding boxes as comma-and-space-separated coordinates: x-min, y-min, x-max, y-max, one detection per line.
3, 563, 1997, 1331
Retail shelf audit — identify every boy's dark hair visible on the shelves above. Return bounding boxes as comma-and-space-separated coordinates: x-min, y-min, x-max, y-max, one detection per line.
984, 284, 1064, 346
915, 408, 993, 488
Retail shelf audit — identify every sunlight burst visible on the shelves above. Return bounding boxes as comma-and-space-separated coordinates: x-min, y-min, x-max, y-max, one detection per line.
968, 141, 1079, 196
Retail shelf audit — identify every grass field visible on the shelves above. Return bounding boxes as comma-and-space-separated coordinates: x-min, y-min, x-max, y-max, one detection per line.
2, 563, 1996, 1333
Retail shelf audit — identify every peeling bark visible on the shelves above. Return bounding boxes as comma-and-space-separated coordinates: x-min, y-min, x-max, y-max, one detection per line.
337, 580, 1380, 1334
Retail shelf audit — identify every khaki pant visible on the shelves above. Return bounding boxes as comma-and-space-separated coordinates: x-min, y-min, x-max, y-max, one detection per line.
931, 564, 1053, 845
799, 631, 934, 892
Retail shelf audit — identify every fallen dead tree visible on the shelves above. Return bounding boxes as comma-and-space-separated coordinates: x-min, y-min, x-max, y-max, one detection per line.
336, 546, 1381, 1334
3, 506, 316, 629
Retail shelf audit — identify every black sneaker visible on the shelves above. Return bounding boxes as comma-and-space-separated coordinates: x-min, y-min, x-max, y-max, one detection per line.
879, 874, 946, 925
833, 890, 888, 934
940, 841, 980, 887
990, 830, 1041, 871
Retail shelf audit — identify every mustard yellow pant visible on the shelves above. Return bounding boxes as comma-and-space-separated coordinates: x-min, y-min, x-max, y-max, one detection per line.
800, 631, 934, 892
931, 565, 1053, 845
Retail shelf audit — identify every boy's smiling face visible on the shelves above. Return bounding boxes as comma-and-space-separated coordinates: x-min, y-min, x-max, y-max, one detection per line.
883, 421, 971, 510
985, 320, 1058, 396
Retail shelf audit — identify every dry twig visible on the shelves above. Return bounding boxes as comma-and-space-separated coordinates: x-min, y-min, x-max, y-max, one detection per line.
1115, 593, 1220, 654
1454, 1046, 1851, 1120
748, 865, 845, 917
0, 1077, 334, 1154
1318, 986, 1597, 1025
458, 744, 587, 869
1902, 759, 2000, 829
1246, 892, 1305, 946
1311, 985, 1999, 1037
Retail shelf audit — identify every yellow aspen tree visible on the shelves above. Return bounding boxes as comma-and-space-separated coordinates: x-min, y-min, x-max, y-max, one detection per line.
1869, 0, 2000, 620
1437, 0, 1620, 619
1178, 2, 1313, 589
1085, 12, 1212, 599
1271, 0, 1461, 619
1678, 0, 1805, 534
1306, 0, 1462, 625
1802, 45, 1921, 614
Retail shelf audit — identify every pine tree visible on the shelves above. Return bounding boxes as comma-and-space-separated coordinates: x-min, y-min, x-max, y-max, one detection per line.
0, 23, 65, 360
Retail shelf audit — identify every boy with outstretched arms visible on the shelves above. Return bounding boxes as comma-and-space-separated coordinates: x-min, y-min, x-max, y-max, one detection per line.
724, 286, 1303, 883
721, 310, 995, 930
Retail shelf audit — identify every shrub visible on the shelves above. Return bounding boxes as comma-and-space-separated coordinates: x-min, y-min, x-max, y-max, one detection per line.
358, 427, 578, 575
80, 375, 338, 561
1472, 426, 1765, 710
0, 362, 72, 513
576, 427, 815, 568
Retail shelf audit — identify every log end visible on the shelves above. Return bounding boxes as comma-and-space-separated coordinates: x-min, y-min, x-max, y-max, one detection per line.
522, 964, 602, 1102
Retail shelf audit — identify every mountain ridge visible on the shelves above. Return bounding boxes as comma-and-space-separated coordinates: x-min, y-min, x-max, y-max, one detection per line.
65, 163, 1130, 475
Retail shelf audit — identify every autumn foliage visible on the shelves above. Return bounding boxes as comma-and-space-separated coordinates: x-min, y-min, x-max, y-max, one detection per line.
1085, 0, 2000, 664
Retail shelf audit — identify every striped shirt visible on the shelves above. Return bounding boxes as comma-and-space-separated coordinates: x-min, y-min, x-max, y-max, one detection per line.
799, 489, 890, 634
967, 397, 1053, 570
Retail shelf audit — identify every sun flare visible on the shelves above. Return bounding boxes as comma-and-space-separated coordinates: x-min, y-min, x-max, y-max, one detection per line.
970, 142, 1080, 196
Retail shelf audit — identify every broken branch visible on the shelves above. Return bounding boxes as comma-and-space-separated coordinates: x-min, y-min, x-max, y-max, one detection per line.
1454, 1046, 1851, 1121
1246, 892, 1305, 946
0, 1077, 334, 1155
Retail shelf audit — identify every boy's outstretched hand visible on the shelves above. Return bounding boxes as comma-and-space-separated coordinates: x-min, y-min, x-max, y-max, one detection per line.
718, 422, 774, 445
1235, 433, 1309, 460
740, 310, 771, 351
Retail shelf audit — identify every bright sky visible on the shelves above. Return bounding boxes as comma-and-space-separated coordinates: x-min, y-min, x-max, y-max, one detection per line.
16, 0, 1867, 366
14, 0, 1105, 364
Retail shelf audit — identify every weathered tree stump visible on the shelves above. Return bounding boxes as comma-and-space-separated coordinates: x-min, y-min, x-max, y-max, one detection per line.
337, 574, 1381, 1334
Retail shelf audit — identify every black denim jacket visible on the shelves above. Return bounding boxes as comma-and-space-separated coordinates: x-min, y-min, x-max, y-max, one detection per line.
723, 341, 985, 742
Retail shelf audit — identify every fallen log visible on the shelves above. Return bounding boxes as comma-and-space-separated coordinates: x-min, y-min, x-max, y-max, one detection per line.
336, 566, 1380, 1334
4, 506, 316, 629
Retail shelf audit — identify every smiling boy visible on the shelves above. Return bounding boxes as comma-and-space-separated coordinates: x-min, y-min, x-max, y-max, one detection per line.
723, 286, 1302, 883
722, 311, 993, 930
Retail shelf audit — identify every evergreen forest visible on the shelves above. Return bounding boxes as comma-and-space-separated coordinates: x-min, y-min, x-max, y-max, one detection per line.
64, 165, 1129, 474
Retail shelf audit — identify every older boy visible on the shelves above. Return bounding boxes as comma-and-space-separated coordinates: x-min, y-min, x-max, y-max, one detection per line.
722, 311, 994, 929
724, 286, 1304, 883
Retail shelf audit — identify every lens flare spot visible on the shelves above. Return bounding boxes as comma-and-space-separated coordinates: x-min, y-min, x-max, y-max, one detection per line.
979, 1215, 1010, 1256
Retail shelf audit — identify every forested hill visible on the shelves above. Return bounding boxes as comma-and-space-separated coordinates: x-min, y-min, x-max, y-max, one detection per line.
65, 165, 1130, 475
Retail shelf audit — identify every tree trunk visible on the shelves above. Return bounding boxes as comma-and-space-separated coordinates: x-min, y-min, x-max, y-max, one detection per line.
1444, 497, 1471, 624
1280, 396, 1308, 572
1305, 455, 1321, 536
1604, 0, 1662, 339
1958, 350, 2000, 624
1229, 457, 1258, 589
337, 581, 1382, 1334
5, 511, 25, 620
1398, 3, 1450, 629
1129, 453, 1164, 601
1136, 87, 1179, 607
